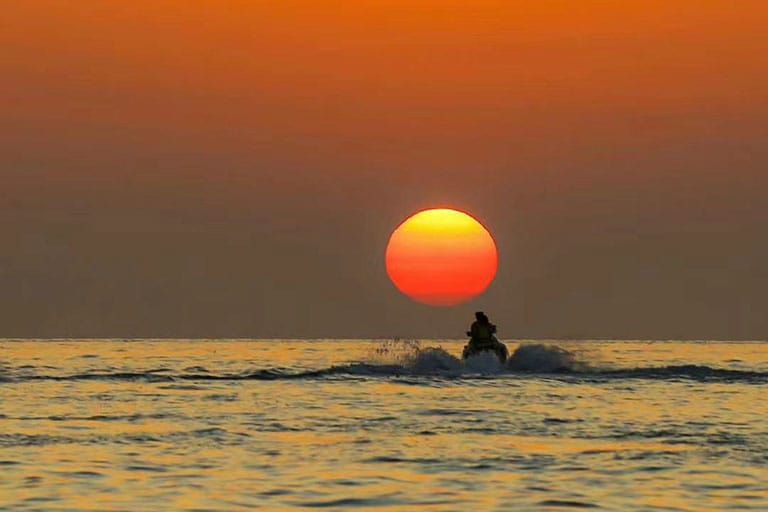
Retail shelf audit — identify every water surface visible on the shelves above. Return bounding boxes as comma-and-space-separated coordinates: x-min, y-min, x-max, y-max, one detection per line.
1, 339, 766, 510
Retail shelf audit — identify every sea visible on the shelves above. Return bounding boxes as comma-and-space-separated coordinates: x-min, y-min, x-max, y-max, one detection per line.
0, 339, 766, 511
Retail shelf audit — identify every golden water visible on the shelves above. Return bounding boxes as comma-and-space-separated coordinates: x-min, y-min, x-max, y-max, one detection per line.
1, 340, 766, 510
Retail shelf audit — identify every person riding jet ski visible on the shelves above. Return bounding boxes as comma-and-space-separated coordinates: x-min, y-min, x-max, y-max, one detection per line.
462, 311, 509, 362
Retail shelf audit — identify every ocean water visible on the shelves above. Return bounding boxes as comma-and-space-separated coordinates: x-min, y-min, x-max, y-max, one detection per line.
0, 339, 766, 511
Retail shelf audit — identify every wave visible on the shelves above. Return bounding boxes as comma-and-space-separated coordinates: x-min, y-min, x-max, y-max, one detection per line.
600, 364, 768, 381
2, 344, 766, 384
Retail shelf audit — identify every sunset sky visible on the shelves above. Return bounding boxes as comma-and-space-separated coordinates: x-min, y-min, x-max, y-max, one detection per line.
2, 1, 766, 338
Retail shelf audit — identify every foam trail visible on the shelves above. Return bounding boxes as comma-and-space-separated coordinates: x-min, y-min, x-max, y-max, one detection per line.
374, 341, 503, 375
464, 351, 505, 373
406, 347, 464, 375
378, 341, 575, 375
366, 340, 465, 375
507, 343, 582, 372
2, 340, 767, 383
4, 365, 767, 383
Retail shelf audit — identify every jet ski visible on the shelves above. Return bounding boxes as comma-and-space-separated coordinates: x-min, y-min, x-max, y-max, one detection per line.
462, 336, 509, 363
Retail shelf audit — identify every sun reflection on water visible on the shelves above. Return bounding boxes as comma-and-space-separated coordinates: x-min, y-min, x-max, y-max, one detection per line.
0, 339, 766, 510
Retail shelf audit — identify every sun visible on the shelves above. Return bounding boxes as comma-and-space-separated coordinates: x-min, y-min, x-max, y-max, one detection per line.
385, 208, 498, 306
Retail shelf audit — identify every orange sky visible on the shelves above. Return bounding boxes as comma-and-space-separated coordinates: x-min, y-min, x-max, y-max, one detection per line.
4, 1, 766, 167
1, 1, 767, 337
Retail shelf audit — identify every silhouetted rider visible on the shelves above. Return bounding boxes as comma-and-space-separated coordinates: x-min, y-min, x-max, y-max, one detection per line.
467, 311, 497, 350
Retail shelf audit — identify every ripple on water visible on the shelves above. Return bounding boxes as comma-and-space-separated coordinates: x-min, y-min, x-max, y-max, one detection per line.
258, 488, 292, 496
296, 495, 404, 508
157, 384, 210, 390
538, 499, 600, 509
2, 339, 767, 511
125, 464, 169, 473
55, 470, 105, 478
203, 393, 239, 401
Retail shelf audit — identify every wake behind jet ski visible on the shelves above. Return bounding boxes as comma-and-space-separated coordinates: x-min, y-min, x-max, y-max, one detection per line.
462, 311, 509, 363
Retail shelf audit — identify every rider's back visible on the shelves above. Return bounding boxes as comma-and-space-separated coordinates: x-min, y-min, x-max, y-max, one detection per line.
470, 321, 496, 349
